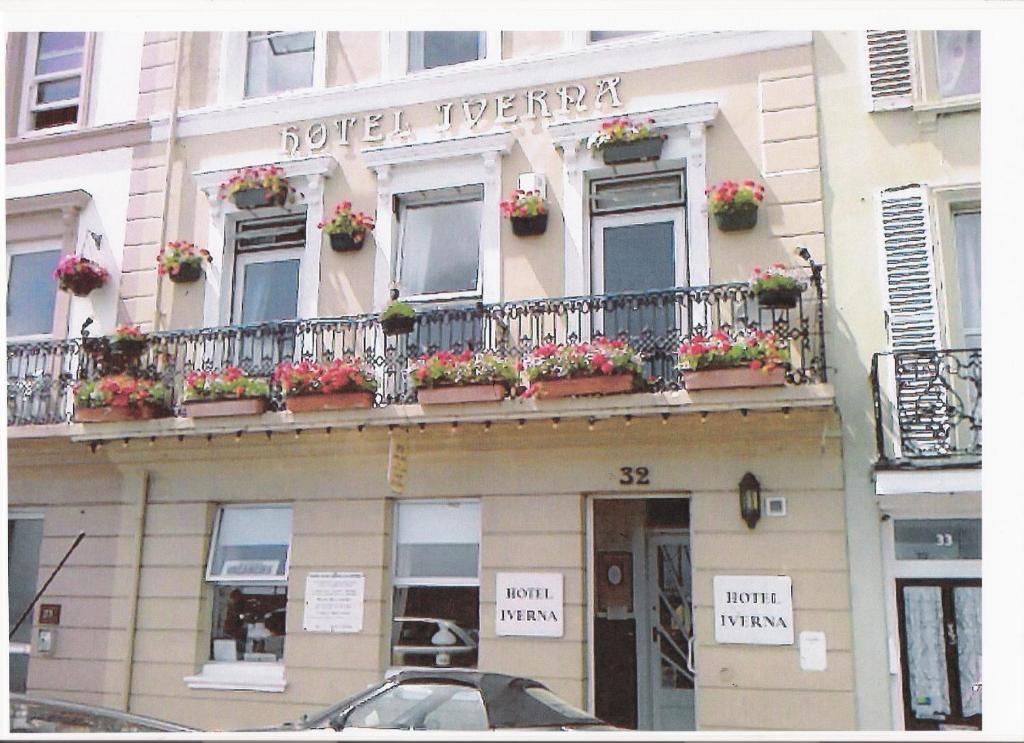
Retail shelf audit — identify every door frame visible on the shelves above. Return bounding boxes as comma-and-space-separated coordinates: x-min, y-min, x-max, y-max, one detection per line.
585, 494, 695, 729
591, 208, 688, 296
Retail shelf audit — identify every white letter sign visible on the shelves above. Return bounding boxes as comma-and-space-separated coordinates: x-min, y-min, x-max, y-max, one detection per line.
496, 573, 563, 638
713, 575, 794, 645
303, 572, 365, 633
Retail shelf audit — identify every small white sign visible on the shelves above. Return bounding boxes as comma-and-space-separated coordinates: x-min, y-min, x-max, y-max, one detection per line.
303, 572, 365, 633
799, 630, 828, 671
713, 575, 794, 645
495, 573, 563, 638
388, 431, 409, 494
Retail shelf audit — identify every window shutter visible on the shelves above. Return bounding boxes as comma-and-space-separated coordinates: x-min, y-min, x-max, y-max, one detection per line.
865, 30, 914, 111
879, 184, 948, 456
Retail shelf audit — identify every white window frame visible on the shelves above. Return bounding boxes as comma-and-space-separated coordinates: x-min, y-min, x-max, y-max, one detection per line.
546, 103, 717, 297
219, 31, 327, 105
18, 31, 95, 136
193, 155, 337, 327
362, 132, 512, 311
6, 240, 65, 341
204, 503, 293, 583
382, 31, 501, 80
229, 222, 306, 325
911, 30, 981, 128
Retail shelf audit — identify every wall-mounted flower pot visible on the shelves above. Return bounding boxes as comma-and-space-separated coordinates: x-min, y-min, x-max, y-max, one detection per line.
60, 273, 105, 297
108, 338, 148, 366
600, 137, 664, 165
381, 315, 416, 336
74, 403, 169, 423
417, 383, 509, 405
284, 391, 374, 413
510, 213, 548, 237
713, 204, 759, 232
329, 231, 366, 252
682, 366, 786, 391
169, 262, 203, 284
183, 397, 268, 418
532, 373, 636, 399
755, 287, 803, 310
232, 187, 287, 209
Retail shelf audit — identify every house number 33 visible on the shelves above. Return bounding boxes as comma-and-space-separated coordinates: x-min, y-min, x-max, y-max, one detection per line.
619, 466, 651, 485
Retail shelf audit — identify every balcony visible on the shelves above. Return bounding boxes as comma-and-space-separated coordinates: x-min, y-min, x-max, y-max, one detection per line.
8, 282, 827, 430
871, 348, 982, 467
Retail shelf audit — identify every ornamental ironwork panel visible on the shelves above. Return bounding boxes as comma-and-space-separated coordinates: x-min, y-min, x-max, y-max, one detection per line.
7, 281, 826, 426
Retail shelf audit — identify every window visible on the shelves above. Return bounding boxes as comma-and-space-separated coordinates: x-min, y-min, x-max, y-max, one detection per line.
408, 32, 485, 72
391, 500, 480, 670
953, 210, 981, 348
24, 32, 90, 130
205, 505, 292, 664
588, 31, 651, 43
6, 245, 61, 337
935, 31, 980, 99
343, 683, 488, 731
397, 186, 483, 300
230, 212, 306, 324
245, 31, 315, 99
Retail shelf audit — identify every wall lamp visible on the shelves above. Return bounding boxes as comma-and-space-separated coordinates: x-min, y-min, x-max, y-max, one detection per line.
739, 472, 762, 529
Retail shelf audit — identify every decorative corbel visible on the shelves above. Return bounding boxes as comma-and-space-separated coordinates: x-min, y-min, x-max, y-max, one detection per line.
562, 141, 581, 176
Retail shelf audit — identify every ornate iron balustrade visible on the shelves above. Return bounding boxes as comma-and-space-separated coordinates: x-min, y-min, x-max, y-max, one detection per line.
8, 282, 826, 426
871, 348, 982, 464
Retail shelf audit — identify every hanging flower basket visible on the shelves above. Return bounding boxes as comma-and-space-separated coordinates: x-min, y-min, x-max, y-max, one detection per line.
321, 201, 374, 252
708, 180, 764, 232
502, 190, 548, 237
756, 287, 802, 310
749, 264, 806, 310
682, 367, 786, 391
586, 117, 666, 165
232, 187, 288, 209
169, 261, 203, 283
54, 256, 108, 297
600, 137, 664, 165
510, 213, 549, 237
219, 165, 293, 209
714, 203, 759, 232
329, 231, 366, 252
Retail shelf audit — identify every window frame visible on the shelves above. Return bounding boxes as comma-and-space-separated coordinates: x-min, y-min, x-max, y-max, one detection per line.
383, 31, 502, 79
219, 31, 327, 105
591, 208, 688, 296
5, 240, 64, 341
910, 31, 981, 125
18, 32, 95, 136
205, 503, 293, 584
930, 184, 981, 350
227, 213, 307, 326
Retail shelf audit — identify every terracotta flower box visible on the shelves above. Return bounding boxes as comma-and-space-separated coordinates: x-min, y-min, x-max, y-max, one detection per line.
183, 397, 268, 418
284, 391, 374, 412
682, 366, 786, 391
417, 383, 509, 405
74, 404, 168, 423
532, 374, 636, 399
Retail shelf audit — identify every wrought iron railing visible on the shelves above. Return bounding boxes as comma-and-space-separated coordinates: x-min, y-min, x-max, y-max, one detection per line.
8, 281, 826, 426
871, 348, 982, 463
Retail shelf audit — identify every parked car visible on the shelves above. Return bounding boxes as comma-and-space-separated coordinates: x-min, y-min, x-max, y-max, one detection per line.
391, 616, 479, 668
9, 693, 196, 733
250, 671, 619, 732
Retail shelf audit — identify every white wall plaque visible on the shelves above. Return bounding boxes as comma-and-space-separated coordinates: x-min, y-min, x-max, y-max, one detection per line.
713, 575, 794, 645
303, 572, 365, 633
495, 573, 563, 638
799, 630, 827, 671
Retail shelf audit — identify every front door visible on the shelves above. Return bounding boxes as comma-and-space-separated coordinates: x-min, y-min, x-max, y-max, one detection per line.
636, 531, 695, 730
896, 579, 982, 730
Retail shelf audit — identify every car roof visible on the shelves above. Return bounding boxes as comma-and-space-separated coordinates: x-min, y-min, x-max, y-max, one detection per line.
10, 694, 196, 732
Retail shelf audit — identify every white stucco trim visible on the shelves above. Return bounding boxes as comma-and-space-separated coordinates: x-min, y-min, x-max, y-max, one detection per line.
193, 155, 337, 326
547, 102, 718, 296
153, 32, 808, 141
874, 467, 981, 496
362, 132, 513, 310
184, 661, 286, 693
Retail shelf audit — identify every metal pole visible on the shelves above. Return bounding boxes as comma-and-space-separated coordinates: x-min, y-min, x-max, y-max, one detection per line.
9, 531, 85, 639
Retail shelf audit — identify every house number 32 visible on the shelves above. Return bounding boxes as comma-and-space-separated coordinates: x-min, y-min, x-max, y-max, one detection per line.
619, 466, 651, 485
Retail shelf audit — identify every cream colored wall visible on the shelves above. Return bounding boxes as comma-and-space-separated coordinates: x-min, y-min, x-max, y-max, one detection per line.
813, 30, 980, 730
328, 33, 382, 88
502, 31, 565, 59
9, 406, 852, 731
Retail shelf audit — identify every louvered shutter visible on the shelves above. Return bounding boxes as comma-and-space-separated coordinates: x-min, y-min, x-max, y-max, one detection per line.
879, 184, 948, 457
865, 30, 914, 111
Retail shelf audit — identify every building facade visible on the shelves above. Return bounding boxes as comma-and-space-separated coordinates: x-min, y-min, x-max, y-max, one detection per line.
5, 30, 978, 732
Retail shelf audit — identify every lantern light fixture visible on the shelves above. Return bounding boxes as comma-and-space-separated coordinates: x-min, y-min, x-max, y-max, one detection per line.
739, 472, 762, 529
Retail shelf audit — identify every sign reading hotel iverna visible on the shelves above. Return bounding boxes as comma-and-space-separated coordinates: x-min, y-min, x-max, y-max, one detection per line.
280, 77, 626, 155
713, 575, 794, 645
495, 572, 564, 638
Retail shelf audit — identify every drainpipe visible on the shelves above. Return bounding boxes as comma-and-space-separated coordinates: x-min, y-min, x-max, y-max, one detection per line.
120, 470, 150, 712
151, 32, 184, 331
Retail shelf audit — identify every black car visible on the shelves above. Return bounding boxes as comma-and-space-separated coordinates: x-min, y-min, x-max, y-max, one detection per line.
256, 671, 618, 732
10, 693, 196, 734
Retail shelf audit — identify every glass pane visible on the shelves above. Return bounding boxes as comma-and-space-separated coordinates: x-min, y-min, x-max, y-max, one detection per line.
38, 32, 85, 56
7, 250, 60, 336
37, 77, 80, 104
346, 684, 487, 730
902, 586, 951, 720
592, 176, 682, 212
209, 506, 292, 578
400, 200, 481, 296
954, 211, 981, 346
33, 106, 78, 129
954, 587, 982, 718
655, 542, 694, 691
936, 31, 980, 98
589, 31, 651, 42
894, 519, 981, 560
239, 259, 300, 324
245, 32, 315, 98
35, 51, 83, 75
421, 688, 488, 731
409, 31, 482, 71
395, 501, 479, 579
391, 587, 480, 668
210, 584, 287, 661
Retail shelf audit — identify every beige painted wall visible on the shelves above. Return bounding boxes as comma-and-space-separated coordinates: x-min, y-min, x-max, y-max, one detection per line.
10, 407, 853, 731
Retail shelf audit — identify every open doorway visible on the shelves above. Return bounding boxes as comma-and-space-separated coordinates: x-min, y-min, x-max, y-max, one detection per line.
591, 497, 694, 731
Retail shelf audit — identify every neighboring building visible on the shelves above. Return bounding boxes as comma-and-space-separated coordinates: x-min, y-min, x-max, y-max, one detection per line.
4, 28, 972, 733
816, 30, 981, 732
